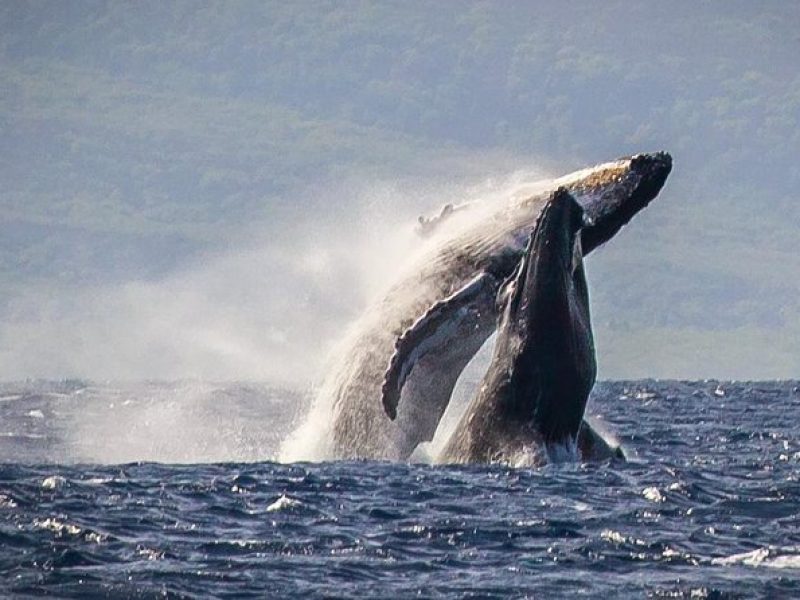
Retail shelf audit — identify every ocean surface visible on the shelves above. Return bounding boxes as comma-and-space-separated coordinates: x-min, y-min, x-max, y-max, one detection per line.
1, 379, 800, 598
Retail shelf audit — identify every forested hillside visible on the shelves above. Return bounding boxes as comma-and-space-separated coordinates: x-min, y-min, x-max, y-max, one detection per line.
1, 1, 798, 378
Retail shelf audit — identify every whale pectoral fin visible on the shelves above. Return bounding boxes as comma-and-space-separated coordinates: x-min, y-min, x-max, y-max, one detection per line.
382, 272, 498, 420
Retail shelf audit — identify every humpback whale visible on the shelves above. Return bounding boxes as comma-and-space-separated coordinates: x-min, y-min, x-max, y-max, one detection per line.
439, 189, 600, 465
325, 152, 671, 460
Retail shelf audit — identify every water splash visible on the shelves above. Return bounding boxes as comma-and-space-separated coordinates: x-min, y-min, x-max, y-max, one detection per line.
278, 168, 566, 462
1, 169, 563, 463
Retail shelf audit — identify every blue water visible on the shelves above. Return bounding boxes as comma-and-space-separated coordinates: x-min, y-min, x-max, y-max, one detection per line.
2, 380, 800, 598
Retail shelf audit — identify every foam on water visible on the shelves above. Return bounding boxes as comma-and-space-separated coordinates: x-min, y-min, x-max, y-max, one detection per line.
266, 494, 302, 513
712, 548, 800, 569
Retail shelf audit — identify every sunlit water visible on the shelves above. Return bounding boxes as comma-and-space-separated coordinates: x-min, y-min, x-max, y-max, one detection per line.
1, 380, 800, 598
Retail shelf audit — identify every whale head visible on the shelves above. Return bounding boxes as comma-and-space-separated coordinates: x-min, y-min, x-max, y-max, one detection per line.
474, 151, 673, 281
564, 151, 673, 253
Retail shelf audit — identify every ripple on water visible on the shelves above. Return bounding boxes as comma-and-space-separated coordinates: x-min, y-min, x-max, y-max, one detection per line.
0, 380, 798, 598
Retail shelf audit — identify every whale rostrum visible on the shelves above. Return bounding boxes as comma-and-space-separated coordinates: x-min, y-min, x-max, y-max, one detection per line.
327, 152, 672, 460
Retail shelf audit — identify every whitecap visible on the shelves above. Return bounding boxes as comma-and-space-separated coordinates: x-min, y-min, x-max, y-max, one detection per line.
34, 517, 81, 536
41, 475, 66, 490
767, 555, 800, 569
136, 546, 165, 561
711, 547, 800, 569
266, 494, 301, 512
601, 529, 626, 544
85, 531, 106, 544
712, 548, 770, 566
642, 486, 665, 503
83, 477, 113, 485
0, 494, 18, 508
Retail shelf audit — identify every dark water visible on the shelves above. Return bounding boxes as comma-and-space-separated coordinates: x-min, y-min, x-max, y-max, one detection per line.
2, 380, 800, 598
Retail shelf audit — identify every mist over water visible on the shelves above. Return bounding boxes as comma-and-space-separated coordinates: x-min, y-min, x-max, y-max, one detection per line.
0, 175, 506, 384
278, 169, 558, 462
0, 168, 561, 464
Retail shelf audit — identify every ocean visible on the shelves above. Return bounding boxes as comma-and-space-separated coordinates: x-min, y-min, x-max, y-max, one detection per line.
1, 379, 799, 598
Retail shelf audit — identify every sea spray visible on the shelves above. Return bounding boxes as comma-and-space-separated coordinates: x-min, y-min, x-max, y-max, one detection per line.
280, 170, 563, 462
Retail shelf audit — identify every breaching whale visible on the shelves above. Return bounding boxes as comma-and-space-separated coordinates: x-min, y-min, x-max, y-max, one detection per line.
323, 152, 671, 460
439, 188, 601, 465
